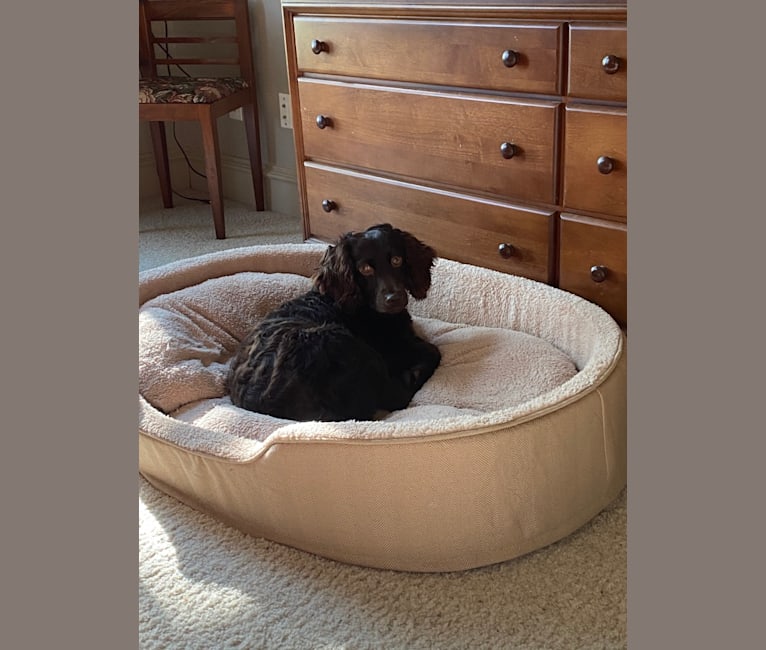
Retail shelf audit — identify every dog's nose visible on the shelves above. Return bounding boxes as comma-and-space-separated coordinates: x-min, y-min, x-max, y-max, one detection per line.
384, 291, 407, 310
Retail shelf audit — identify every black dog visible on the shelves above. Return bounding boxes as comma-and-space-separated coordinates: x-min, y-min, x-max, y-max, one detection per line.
226, 224, 441, 421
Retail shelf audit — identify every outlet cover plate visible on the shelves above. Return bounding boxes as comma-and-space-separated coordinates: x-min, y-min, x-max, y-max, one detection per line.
279, 93, 292, 129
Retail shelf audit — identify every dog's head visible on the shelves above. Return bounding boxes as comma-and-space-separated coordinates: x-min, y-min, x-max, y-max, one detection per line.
313, 223, 437, 314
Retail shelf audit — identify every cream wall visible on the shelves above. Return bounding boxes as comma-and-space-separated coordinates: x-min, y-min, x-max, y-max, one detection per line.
139, 0, 300, 217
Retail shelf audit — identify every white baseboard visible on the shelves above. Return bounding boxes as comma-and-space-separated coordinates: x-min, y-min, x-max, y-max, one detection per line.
139, 151, 299, 217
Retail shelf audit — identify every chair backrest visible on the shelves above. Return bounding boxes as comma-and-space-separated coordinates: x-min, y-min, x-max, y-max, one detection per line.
139, 0, 256, 84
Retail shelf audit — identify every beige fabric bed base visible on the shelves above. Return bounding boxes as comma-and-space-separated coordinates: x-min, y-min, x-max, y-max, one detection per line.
139, 244, 626, 572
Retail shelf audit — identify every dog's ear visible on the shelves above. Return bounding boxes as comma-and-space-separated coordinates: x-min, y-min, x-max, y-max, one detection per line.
312, 234, 363, 308
400, 230, 437, 300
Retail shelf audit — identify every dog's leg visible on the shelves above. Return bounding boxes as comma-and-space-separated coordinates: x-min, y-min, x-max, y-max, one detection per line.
377, 347, 438, 413
401, 338, 441, 393
379, 376, 422, 413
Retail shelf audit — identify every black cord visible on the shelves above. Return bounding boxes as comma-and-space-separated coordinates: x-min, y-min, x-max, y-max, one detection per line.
161, 20, 192, 78
153, 21, 209, 203
171, 189, 210, 204
171, 123, 207, 180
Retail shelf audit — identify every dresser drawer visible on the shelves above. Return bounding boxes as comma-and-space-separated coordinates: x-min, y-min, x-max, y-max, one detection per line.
304, 163, 554, 282
568, 23, 627, 102
558, 214, 626, 326
563, 104, 626, 217
299, 79, 559, 204
294, 17, 563, 94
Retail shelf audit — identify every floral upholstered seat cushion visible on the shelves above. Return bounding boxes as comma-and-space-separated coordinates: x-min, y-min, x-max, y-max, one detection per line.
139, 77, 249, 104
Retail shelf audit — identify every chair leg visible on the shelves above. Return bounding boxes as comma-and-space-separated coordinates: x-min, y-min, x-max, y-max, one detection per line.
149, 121, 173, 209
199, 110, 226, 239
243, 101, 265, 211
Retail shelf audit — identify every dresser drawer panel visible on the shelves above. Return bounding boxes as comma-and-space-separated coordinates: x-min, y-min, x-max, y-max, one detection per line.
304, 163, 553, 282
568, 23, 627, 102
299, 79, 559, 204
294, 17, 563, 94
559, 213, 626, 326
563, 104, 626, 217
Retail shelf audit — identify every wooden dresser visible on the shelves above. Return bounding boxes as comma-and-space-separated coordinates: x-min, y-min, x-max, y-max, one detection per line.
282, 0, 627, 326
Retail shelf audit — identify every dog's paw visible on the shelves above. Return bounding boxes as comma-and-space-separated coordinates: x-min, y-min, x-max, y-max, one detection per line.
401, 366, 424, 390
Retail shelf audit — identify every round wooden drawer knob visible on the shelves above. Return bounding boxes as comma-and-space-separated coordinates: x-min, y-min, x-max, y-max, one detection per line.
501, 50, 519, 68
500, 142, 517, 159
311, 39, 328, 54
315, 115, 333, 129
590, 265, 608, 283
597, 155, 615, 174
601, 54, 621, 74
321, 199, 337, 213
498, 243, 515, 258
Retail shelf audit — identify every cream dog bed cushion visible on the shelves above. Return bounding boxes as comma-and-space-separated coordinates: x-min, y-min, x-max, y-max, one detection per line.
139, 244, 626, 572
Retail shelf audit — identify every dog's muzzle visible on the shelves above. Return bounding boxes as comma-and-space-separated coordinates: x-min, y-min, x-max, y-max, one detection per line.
380, 290, 408, 313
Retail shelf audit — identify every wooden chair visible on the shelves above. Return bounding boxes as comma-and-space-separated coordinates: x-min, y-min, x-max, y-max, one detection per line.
139, 0, 265, 239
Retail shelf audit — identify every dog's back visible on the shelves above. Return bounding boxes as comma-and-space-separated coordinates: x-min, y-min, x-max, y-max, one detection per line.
227, 291, 395, 421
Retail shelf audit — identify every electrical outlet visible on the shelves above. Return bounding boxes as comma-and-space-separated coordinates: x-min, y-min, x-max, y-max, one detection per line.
229, 107, 243, 121
279, 93, 293, 129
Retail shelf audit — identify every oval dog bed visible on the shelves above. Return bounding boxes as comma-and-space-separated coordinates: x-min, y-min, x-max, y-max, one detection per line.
139, 244, 626, 572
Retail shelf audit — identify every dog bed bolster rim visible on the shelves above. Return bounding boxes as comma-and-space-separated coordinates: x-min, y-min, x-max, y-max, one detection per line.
139, 331, 623, 464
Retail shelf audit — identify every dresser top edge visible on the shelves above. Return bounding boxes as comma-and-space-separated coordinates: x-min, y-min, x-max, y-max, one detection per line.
282, 1, 626, 21
282, 0, 626, 6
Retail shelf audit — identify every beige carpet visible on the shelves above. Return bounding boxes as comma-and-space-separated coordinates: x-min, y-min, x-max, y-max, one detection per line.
138, 198, 627, 649
139, 197, 304, 273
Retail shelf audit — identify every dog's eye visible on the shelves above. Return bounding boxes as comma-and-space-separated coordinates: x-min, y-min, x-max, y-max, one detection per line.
390, 256, 403, 268
358, 263, 374, 276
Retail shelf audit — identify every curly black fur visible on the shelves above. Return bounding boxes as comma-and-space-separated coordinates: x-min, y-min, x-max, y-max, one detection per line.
226, 224, 442, 421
